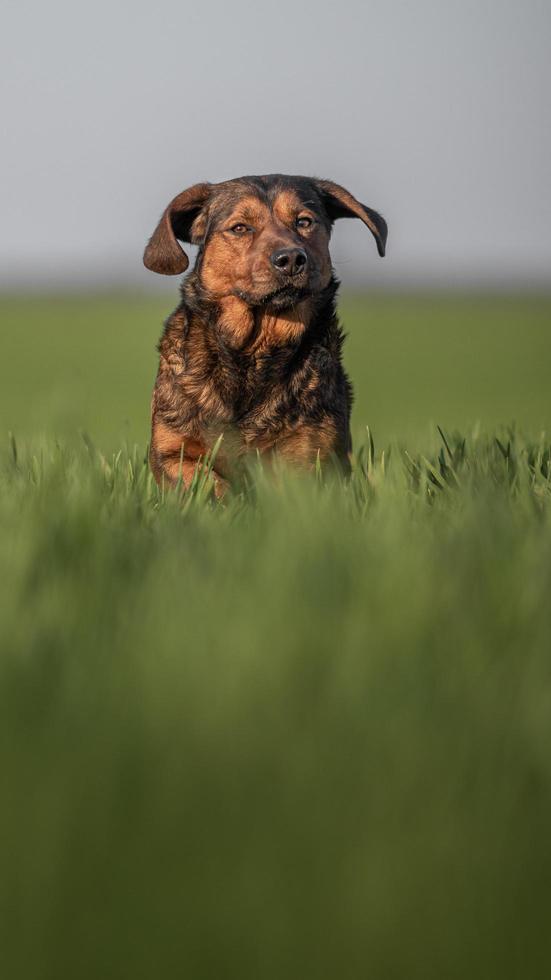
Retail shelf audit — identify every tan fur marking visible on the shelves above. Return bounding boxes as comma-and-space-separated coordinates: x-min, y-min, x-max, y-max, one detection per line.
272, 189, 304, 224
255, 298, 313, 349
224, 195, 270, 227
154, 420, 185, 456
162, 456, 228, 499
217, 295, 255, 346
151, 419, 229, 497
275, 419, 338, 465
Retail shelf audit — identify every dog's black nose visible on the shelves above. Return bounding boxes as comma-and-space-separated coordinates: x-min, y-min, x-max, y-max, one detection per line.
270, 247, 308, 277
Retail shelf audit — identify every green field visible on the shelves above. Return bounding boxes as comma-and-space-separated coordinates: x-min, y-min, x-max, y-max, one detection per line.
1, 292, 550, 447
2, 292, 551, 979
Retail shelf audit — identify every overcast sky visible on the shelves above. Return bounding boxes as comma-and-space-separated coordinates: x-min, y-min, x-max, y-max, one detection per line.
1, 0, 550, 289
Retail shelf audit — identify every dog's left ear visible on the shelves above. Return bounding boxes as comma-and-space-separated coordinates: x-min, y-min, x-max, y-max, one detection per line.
143, 182, 212, 275
314, 179, 387, 257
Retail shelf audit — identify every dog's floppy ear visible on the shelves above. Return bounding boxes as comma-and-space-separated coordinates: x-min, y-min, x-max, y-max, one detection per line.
314, 179, 387, 257
143, 182, 212, 275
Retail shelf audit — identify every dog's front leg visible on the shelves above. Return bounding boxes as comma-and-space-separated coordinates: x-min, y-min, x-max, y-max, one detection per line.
149, 419, 228, 498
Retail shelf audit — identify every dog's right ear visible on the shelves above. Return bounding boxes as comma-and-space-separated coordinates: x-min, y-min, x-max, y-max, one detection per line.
143, 183, 212, 275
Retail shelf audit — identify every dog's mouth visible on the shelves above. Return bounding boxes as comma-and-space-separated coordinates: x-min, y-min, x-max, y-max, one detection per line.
262, 284, 313, 309
235, 283, 312, 310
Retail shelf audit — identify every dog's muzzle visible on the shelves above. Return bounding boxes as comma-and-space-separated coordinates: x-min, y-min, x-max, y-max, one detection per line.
270, 247, 308, 278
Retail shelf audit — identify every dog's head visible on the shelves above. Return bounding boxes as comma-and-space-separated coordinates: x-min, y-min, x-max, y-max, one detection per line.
144, 174, 387, 310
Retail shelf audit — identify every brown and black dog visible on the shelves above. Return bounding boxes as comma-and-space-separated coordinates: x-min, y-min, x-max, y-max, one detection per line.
144, 174, 387, 495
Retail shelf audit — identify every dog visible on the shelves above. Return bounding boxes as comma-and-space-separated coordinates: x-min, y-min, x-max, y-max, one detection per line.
144, 174, 387, 495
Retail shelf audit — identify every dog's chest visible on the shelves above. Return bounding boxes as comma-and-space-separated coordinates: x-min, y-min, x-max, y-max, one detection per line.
159, 309, 346, 448
169, 348, 330, 458
213, 345, 328, 431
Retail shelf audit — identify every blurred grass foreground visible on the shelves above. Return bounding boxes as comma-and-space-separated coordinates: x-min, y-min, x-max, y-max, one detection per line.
1, 292, 551, 979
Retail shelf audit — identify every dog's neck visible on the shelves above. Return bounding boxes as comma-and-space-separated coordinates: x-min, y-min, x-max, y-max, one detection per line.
216, 295, 314, 351
180, 273, 339, 356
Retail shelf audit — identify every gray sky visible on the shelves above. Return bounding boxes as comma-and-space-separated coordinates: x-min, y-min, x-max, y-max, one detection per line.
2, 0, 550, 289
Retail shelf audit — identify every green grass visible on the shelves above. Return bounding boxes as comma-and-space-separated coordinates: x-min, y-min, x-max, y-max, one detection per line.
1, 292, 551, 978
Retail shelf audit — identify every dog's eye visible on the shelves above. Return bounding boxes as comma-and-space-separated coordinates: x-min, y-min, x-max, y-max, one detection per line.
296, 216, 313, 230
229, 223, 249, 235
